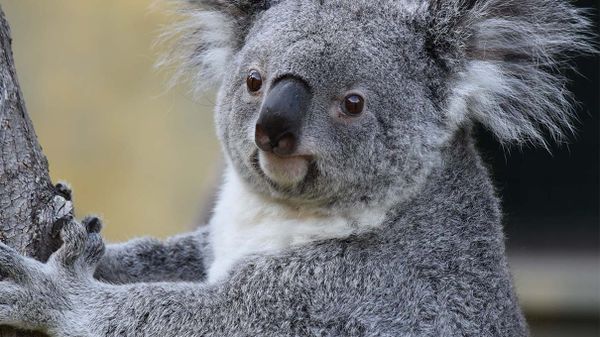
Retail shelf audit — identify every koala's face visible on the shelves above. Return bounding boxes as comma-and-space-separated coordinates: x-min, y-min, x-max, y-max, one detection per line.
179, 0, 586, 209
215, 1, 452, 208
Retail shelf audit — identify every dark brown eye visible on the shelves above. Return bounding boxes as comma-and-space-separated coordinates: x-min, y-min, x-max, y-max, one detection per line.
343, 94, 365, 116
247, 69, 263, 92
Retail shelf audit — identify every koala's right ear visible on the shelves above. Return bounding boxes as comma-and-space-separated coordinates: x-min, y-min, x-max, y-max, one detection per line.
158, 0, 270, 91
427, 0, 595, 148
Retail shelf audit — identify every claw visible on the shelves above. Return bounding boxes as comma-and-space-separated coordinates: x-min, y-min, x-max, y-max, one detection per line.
82, 217, 105, 265
82, 216, 103, 234
54, 181, 72, 201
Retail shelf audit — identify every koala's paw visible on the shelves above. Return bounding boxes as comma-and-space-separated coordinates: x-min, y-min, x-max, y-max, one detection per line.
0, 219, 104, 333
54, 181, 73, 201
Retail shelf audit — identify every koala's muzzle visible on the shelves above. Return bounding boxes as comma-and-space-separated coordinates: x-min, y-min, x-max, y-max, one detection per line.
255, 77, 311, 156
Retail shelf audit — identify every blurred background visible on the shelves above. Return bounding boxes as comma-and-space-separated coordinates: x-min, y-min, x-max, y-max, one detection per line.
0, 1, 597, 336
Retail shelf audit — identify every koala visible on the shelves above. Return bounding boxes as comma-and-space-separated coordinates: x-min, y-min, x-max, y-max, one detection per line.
0, 0, 594, 336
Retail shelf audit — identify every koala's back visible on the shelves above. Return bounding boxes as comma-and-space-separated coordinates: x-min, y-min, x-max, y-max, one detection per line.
211, 133, 526, 337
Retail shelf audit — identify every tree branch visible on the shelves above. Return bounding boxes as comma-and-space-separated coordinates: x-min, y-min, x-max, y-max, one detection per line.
0, 5, 71, 337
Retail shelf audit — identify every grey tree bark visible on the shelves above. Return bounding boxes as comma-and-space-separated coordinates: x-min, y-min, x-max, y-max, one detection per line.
0, 5, 72, 337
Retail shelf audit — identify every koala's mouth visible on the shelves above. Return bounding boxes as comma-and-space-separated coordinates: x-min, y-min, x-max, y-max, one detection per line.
250, 150, 317, 189
257, 150, 311, 186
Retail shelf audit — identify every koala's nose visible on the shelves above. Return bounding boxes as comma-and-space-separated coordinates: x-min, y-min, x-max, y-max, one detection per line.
255, 77, 312, 156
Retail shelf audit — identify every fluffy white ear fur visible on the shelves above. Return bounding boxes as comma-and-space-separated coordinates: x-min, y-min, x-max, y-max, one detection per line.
433, 0, 596, 147
157, 0, 270, 93
157, 7, 236, 93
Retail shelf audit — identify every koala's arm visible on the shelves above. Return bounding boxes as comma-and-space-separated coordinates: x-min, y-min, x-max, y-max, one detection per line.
0, 222, 322, 336
51, 184, 211, 284
0, 219, 527, 336
94, 223, 211, 284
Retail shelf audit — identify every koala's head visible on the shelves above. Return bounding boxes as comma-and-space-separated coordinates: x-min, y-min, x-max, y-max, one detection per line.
164, 0, 593, 209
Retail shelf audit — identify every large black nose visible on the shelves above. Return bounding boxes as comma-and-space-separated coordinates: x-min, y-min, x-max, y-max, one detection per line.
255, 77, 312, 156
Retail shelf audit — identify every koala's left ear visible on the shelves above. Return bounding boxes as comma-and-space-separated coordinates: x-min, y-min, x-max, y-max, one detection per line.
158, 0, 271, 91
428, 0, 595, 147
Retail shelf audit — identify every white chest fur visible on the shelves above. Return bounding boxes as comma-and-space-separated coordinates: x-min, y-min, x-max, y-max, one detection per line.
207, 168, 387, 283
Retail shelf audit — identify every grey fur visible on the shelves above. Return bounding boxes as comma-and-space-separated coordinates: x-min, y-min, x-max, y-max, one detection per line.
0, 0, 594, 336
94, 228, 211, 284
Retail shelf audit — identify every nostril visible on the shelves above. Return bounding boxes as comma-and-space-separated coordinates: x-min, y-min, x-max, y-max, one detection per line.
255, 123, 297, 156
255, 77, 310, 156
255, 124, 273, 152
273, 133, 296, 156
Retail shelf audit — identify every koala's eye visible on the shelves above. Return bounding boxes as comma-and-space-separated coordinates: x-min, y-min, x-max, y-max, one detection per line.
342, 94, 365, 116
246, 69, 263, 93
